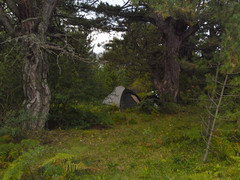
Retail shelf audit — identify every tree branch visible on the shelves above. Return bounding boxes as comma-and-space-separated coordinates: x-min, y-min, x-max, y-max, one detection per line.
43, 43, 93, 63
148, 8, 168, 34
182, 21, 201, 40
0, 6, 15, 35
79, 2, 156, 28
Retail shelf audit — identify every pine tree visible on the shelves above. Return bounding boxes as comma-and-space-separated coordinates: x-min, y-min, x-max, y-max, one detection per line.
0, 0, 97, 129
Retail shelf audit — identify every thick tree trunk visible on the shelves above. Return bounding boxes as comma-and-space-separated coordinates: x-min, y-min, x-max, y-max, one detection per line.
0, 0, 57, 130
22, 37, 50, 130
19, 0, 56, 130
154, 34, 181, 102
150, 13, 199, 103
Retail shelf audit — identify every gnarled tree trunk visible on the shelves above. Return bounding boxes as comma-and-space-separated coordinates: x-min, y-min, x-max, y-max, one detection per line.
17, 0, 57, 130
20, 0, 57, 130
22, 37, 51, 130
15, 0, 57, 129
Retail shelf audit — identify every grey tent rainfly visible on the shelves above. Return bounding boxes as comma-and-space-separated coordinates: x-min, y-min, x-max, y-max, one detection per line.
103, 86, 141, 109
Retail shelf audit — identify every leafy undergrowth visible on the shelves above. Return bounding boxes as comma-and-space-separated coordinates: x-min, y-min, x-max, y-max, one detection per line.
1, 106, 240, 179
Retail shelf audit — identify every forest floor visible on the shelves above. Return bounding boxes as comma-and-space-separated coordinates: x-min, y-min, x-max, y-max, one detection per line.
1, 106, 240, 179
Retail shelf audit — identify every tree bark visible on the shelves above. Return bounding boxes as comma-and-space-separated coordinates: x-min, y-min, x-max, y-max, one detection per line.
153, 18, 182, 102
159, 34, 181, 102
22, 36, 51, 130
20, 0, 56, 130
20, 0, 56, 129
151, 14, 199, 102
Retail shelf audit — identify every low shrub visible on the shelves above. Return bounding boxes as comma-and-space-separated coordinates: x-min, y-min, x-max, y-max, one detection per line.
211, 137, 235, 161
0, 109, 33, 140
1, 139, 44, 179
159, 102, 180, 114
48, 104, 113, 129
40, 153, 89, 179
138, 97, 181, 114
138, 98, 159, 114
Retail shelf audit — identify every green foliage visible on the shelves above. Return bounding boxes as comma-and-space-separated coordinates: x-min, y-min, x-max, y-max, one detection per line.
49, 36, 104, 105
0, 34, 23, 119
179, 65, 204, 104
41, 153, 88, 179
102, 20, 207, 103
0, 109, 36, 138
1, 107, 240, 179
130, 73, 153, 93
0, 143, 18, 168
2, 0, 240, 178
42, 163, 64, 179
46, 31, 118, 130
0, 127, 22, 138
220, 12, 240, 74
96, 64, 127, 94
138, 98, 159, 114
162, 126, 202, 147
132, 0, 204, 23
48, 104, 113, 129
159, 102, 181, 114
2, 109, 35, 127
211, 136, 235, 161
101, 22, 162, 92
200, 9, 240, 163
0, 135, 12, 144
1, 139, 44, 180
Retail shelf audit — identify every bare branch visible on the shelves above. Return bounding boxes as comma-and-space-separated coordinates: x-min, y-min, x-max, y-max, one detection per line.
121, 0, 130, 10
3, 41, 18, 60
207, 94, 218, 107
89, 0, 99, 6
21, 17, 40, 24
205, 107, 215, 118
43, 43, 93, 63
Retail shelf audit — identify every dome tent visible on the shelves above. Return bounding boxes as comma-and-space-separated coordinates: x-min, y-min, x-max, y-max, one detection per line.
103, 86, 141, 109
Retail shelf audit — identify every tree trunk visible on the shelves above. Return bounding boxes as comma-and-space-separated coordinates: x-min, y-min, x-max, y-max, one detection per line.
19, 0, 56, 130
0, 0, 57, 130
22, 36, 51, 130
150, 13, 199, 103
154, 34, 181, 102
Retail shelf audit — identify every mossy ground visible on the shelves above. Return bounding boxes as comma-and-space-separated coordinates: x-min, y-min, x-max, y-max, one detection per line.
1, 106, 240, 179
